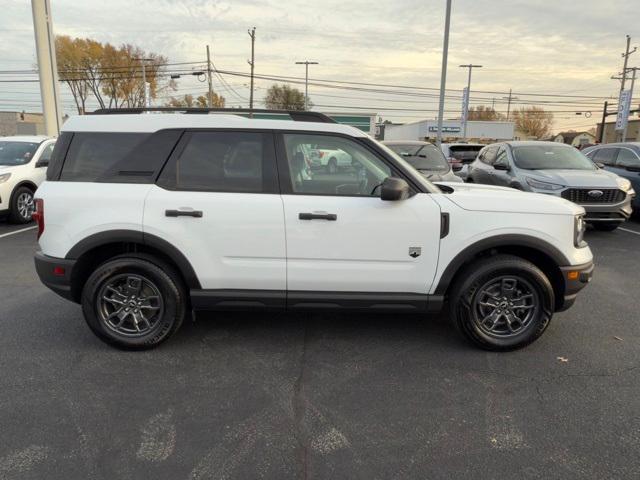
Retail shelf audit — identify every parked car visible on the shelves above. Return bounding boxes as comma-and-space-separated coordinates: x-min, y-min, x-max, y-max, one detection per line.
467, 141, 635, 231
0, 135, 55, 223
382, 140, 462, 182
439, 143, 484, 180
34, 109, 593, 351
583, 142, 640, 213
308, 147, 352, 173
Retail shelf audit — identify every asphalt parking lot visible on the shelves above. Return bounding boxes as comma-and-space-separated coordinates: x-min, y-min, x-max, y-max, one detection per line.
1, 219, 639, 479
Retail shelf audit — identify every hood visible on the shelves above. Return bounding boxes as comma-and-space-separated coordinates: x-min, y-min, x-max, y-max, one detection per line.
419, 169, 455, 182
0, 165, 14, 172
526, 168, 618, 188
440, 182, 583, 216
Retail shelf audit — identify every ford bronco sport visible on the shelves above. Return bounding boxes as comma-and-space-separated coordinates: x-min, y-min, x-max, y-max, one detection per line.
34, 108, 594, 351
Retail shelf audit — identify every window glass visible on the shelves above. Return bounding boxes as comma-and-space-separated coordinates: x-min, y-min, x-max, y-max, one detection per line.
39, 143, 54, 162
283, 134, 392, 196
494, 148, 509, 167
385, 144, 449, 171
160, 131, 267, 192
60, 133, 149, 181
512, 144, 595, 170
616, 148, 640, 168
593, 148, 617, 166
482, 147, 498, 165
0, 141, 40, 166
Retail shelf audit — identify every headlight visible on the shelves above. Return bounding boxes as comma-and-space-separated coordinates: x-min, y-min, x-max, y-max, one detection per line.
525, 177, 564, 191
574, 214, 586, 248
616, 177, 632, 192
0, 173, 11, 184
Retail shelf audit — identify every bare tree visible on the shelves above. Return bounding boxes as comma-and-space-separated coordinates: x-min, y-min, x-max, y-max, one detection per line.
512, 107, 554, 139
468, 105, 505, 121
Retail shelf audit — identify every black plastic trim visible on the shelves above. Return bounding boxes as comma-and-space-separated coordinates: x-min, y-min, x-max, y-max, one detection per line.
440, 212, 450, 238
65, 229, 201, 289
91, 108, 337, 123
34, 251, 76, 301
433, 234, 571, 295
191, 289, 286, 310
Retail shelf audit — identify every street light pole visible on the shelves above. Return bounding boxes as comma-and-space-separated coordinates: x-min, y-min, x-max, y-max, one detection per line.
436, 0, 452, 147
295, 61, 318, 110
459, 64, 482, 140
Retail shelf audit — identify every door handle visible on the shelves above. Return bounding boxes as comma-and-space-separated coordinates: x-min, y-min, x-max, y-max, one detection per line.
165, 209, 203, 218
299, 212, 337, 221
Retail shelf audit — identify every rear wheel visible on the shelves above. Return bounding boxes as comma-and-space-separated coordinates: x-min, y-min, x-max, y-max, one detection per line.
9, 186, 35, 224
592, 223, 619, 232
81, 254, 186, 349
448, 255, 554, 351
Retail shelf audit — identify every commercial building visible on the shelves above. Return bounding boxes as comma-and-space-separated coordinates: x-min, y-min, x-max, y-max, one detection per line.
0, 111, 46, 136
382, 119, 514, 142
597, 119, 640, 143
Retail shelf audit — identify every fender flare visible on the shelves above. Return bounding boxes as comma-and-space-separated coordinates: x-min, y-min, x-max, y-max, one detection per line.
65, 229, 201, 289
433, 234, 570, 295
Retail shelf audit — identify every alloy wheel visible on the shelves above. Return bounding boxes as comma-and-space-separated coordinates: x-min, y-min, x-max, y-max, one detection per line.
16, 192, 34, 220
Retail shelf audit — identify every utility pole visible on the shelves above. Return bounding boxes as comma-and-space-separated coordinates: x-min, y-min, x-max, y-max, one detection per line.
615, 35, 636, 141
623, 67, 638, 141
247, 27, 256, 112
31, 0, 62, 135
134, 57, 153, 108
435, 0, 452, 147
459, 64, 482, 140
295, 61, 318, 110
599, 101, 608, 144
503, 88, 519, 121
206, 45, 214, 107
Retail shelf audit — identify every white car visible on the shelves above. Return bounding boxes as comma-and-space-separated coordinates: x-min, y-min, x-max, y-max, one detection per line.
308, 147, 353, 173
0, 136, 56, 223
33, 108, 593, 351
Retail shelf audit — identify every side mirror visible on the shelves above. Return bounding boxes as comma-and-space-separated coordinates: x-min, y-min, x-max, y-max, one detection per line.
595, 162, 605, 169
380, 177, 410, 201
35, 159, 49, 168
493, 162, 510, 171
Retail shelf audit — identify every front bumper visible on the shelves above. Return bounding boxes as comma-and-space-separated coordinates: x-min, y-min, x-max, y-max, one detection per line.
34, 251, 77, 302
557, 261, 594, 312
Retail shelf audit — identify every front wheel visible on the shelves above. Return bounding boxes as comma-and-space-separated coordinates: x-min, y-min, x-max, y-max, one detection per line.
9, 186, 35, 224
81, 254, 186, 349
592, 222, 619, 232
448, 255, 554, 351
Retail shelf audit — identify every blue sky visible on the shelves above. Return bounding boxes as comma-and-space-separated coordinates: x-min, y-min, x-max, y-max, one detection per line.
0, 0, 637, 131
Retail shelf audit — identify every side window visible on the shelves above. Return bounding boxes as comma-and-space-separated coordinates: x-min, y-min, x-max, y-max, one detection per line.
616, 148, 640, 168
494, 147, 509, 167
593, 148, 617, 166
282, 133, 392, 196
482, 147, 498, 165
39, 143, 54, 162
158, 131, 276, 193
60, 133, 149, 182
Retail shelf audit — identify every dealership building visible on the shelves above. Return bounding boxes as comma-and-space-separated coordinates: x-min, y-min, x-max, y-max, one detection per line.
382, 119, 515, 142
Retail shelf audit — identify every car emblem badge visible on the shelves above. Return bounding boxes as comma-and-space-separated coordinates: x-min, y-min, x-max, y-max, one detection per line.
587, 190, 604, 198
409, 247, 421, 258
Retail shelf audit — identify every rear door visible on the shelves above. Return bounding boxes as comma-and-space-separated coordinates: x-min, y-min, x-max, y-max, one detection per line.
491, 147, 512, 186
276, 132, 442, 296
471, 146, 498, 184
143, 130, 286, 294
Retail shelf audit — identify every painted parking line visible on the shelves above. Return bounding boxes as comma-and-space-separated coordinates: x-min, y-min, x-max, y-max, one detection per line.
0, 225, 36, 239
619, 227, 640, 236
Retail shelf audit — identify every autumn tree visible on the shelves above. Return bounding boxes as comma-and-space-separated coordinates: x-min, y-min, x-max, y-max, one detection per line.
468, 105, 504, 121
55, 35, 176, 112
264, 84, 310, 110
165, 92, 225, 108
511, 106, 554, 139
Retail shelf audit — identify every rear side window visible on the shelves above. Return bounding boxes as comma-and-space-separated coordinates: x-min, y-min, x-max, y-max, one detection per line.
616, 148, 640, 168
157, 131, 277, 193
481, 147, 498, 165
592, 148, 617, 166
60, 133, 149, 182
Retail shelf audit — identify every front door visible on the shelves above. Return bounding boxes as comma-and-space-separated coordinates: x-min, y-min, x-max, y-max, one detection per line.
144, 130, 286, 293
277, 132, 442, 295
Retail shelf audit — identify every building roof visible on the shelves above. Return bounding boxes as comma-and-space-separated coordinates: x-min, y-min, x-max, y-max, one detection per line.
62, 113, 367, 136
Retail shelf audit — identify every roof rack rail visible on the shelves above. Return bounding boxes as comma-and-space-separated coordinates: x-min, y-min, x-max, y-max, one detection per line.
90, 107, 337, 123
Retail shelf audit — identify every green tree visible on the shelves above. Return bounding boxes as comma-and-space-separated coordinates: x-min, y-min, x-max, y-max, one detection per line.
264, 84, 311, 110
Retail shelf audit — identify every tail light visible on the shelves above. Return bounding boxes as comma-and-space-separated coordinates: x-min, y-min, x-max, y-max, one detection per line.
32, 198, 44, 239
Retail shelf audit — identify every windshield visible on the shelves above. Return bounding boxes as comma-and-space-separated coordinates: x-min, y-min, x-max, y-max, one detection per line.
386, 144, 449, 171
512, 144, 596, 170
0, 141, 39, 166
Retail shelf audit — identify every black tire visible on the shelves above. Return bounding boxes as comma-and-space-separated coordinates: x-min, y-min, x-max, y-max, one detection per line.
81, 254, 187, 350
592, 223, 619, 232
8, 186, 35, 224
466, 177, 474, 183
448, 254, 554, 351
327, 158, 338, 174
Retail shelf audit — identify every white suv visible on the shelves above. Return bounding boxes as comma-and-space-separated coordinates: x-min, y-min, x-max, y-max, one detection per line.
33, 109, 594, 351
0, 136, 56, 223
